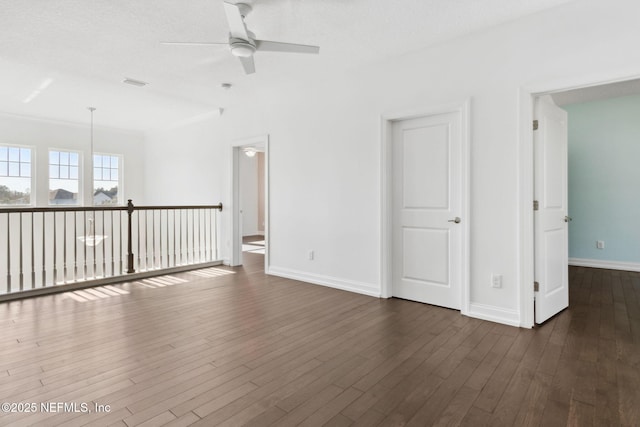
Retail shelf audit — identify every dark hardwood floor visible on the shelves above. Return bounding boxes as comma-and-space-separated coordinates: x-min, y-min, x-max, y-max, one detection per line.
1, 262, 639, 426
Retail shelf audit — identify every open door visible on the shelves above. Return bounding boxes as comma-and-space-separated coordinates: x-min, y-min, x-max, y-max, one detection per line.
534, 95, 569, 324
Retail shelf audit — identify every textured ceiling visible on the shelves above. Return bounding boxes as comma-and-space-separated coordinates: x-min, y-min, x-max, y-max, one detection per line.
0, 0, 575, 131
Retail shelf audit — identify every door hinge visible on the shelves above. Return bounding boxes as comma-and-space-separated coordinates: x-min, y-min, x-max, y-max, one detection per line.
533, 120, 539, 130
534, 281, 539, 292
533, 200, 539, 211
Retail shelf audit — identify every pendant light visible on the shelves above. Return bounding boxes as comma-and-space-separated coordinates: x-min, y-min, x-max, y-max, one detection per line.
88, 107, 96, 205
79, 106, 106, 246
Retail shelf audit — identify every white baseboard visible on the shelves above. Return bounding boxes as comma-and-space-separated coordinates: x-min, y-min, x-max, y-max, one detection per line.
466, 302, 520, 327
268, 268, 523, 325
267, 266, 381, 298
569, 258, 640, 272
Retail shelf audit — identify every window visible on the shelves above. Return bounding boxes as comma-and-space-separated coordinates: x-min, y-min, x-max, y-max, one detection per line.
0, 145, 32, 205
49, 150, 80, 205
93, 154, 121, 205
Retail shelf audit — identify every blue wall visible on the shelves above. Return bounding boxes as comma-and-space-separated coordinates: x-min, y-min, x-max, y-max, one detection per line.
566, 95, 640, 263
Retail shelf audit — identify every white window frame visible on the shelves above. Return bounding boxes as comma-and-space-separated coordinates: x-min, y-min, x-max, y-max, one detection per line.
93, 152, 123, 205
0, 143, 35, 207
48, 148, 82, 206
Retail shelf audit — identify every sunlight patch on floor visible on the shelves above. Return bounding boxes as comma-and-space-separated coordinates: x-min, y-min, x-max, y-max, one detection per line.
61, 276, 190, 302
62, 284, 130, 302
133, 275, 189, 288
188, 267, 236, 278
60, 269, 233, 303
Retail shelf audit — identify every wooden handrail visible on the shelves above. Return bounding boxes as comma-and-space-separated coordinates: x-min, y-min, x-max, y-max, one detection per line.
0, 206, 127, 214
0, 202, 222, 214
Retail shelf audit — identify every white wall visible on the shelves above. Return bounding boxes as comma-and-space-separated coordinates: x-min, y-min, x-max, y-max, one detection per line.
0, 113, 145, 206
257, 152, 266, 234
142, 0, 640, 326
566, 95, 640, 267
143, 119, 228, 206
239, 153, 259, 236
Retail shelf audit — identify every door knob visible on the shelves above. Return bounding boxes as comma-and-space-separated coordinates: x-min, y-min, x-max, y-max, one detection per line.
564, 216, 572, 222
448, 217, 461, 224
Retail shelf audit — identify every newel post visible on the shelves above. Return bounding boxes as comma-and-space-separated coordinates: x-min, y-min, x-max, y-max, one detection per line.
126, 199, 135, 273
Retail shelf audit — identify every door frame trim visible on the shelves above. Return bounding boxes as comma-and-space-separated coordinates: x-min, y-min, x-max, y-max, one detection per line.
230, 134, 270, 271
518, 74, 640, 328
380, 99, 471, 314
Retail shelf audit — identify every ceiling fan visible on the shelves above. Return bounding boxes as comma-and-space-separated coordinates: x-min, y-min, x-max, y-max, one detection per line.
162, 1, 320, 74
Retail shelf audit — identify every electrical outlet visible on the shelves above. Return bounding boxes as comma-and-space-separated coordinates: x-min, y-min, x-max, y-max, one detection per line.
308, 250, 314, 260
491, 274, 502, 288
597, 241, 605, 249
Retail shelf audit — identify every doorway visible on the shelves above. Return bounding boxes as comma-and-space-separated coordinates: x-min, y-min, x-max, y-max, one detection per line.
523, 77, 640, 327
231, 135, 269, 271
381, 101, 470, 312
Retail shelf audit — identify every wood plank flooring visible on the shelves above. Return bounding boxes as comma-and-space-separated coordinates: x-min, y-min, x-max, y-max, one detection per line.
1, 259, 639, 426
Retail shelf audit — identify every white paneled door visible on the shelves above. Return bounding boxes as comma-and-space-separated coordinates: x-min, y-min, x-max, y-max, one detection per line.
392, 110, 464, 310
534, 95, 569, 323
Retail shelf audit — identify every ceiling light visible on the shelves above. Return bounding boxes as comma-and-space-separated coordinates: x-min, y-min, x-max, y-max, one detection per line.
243, 147, 257, 157
123, 78, 148, 87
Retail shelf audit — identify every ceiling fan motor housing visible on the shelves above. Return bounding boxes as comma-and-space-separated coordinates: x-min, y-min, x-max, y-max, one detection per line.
229, 38, 256, 57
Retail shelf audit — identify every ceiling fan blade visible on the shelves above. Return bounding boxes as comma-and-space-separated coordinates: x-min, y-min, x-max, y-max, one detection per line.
255, 40, 320, 54
161, 42, 228, 46
223, 2, 250, 40
239, 56, 255, 74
